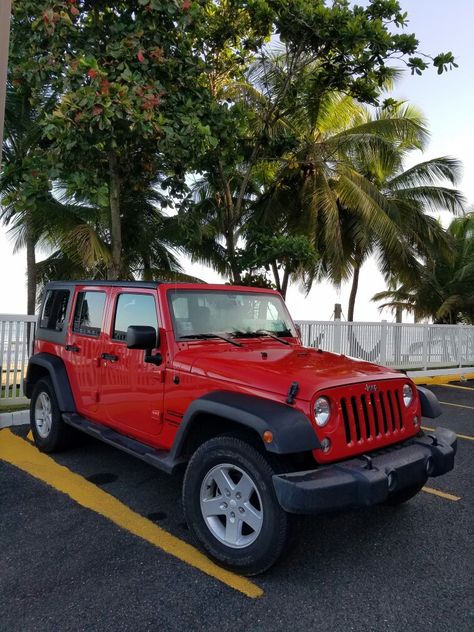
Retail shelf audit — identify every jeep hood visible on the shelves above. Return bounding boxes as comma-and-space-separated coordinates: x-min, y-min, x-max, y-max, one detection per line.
172, 343, 404, 402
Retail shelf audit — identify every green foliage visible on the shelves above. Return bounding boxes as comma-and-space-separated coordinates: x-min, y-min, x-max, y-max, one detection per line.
373, 213, 474, 324
3, 0, 463, 310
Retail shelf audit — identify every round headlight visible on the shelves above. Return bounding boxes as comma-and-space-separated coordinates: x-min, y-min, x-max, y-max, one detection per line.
403, 384, 414, 407
314, 397, 331, 427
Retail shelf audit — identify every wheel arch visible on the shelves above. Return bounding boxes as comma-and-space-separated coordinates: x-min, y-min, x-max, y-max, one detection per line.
25, 353, 76, 413
171, 390, 320, 460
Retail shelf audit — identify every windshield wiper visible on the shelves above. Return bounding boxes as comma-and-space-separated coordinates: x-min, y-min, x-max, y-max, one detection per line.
233, 329, 291, 346
178, 333, 243, 347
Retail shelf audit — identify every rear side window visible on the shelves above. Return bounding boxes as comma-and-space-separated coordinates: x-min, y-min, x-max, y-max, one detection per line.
113, 293, 158, 341
73, 291, 106, 337
39, 289, 70, 331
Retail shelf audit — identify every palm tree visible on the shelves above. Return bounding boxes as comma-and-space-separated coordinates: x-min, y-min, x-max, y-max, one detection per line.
256, 88, 465, 319
1, 84, 53, 313
373, 213, 474, 324
339, 105, 465, 320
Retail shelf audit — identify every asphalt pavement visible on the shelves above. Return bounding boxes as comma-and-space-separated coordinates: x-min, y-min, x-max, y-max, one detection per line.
1, 382, 473, 632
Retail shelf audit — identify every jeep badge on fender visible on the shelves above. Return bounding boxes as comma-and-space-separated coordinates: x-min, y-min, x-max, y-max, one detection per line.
24, 280, 456, 575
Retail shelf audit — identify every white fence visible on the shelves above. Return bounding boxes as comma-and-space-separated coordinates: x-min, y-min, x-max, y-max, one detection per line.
296, 320, 474, 370
0, 315, 36, 404
1, 314, 473, 405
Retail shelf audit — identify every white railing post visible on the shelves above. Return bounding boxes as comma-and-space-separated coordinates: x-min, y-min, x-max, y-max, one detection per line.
421, 323, 429, 370
458, 324, 464, 368
380, 320, 388, 365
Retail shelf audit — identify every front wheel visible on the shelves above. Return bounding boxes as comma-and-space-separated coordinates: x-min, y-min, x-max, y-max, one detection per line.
183, 436, 290, 576
30, 377, 74, 452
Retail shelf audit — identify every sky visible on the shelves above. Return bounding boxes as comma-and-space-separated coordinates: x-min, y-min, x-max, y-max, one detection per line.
1, 0, 473, 319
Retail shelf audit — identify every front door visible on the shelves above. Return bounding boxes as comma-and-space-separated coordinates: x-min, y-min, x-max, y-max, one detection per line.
98, 290, 164, 439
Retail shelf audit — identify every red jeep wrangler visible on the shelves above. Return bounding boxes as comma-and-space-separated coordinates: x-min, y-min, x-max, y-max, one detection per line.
25, 281, 456, 575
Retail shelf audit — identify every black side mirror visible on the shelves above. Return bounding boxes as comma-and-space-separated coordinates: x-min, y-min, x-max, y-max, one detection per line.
126, 325, 158, 350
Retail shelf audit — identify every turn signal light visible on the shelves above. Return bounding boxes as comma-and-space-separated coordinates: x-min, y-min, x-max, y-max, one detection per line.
263, 430, 273, 444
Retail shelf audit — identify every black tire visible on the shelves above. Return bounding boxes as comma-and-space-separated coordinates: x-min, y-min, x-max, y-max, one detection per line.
30, 377, 74, 452
384, 481, 425, 506
183, 435, 290, 576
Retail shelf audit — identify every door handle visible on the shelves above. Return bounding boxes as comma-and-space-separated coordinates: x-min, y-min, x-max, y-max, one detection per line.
65, 345, 80, 353
101, 353, 119, 362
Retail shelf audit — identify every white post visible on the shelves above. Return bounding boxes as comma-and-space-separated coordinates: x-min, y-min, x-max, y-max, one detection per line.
458, 324, 464, 368
422, 323, 429, 370
334, 319, 341, 354
380, 320, 388, 365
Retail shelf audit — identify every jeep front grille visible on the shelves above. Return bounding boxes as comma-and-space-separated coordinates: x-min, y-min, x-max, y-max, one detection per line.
339, 385, 405, 446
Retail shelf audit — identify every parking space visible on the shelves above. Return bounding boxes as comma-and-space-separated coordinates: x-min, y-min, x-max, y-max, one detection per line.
1, 383, 473, 632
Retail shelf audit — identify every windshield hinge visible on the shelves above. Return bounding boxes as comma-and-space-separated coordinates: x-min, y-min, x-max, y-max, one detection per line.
286, 381, 299, 405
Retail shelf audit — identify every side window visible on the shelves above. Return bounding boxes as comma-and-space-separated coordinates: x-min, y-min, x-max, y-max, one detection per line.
39, 289, 70, 331
113, 293, 158, 342
73, 291, 106, 337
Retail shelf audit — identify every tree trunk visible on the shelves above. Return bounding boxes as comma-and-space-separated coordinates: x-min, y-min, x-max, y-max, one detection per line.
108, 152, 122, 279
271, 261, 281, 293
225, 231, 241, 284
347, 263, 360, 322
142, 254, 152, 281
25, 217, 36, 315
281, 267, 290, 299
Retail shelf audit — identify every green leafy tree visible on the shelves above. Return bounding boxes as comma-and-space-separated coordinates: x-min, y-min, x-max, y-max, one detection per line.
184, 0, 458, 285
374, 213, 474, 324
9, 0, 219, 279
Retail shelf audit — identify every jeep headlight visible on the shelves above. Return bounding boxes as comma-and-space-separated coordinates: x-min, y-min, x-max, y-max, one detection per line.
403, 384, 414, 407
314, 397, 331, 427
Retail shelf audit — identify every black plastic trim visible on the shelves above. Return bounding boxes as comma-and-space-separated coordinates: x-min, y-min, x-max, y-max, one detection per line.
273, 427, 457, 514
62, 413, 184, 474
24, 353, 76, 412
171, 390, 320, 458
417, 386, 443, 418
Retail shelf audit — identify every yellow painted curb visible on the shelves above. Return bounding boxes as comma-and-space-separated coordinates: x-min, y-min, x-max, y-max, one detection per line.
412, 372, 474, 386
0, 429, 263, 599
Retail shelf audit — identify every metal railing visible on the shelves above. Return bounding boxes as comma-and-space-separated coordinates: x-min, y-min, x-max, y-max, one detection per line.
1, 314, 473, 405
0, 315, 36, 404
295, 320, 474, 370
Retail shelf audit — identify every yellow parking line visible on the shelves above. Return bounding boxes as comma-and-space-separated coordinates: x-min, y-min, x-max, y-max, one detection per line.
440, 383, 474, 391
27, 430, 33, 441
421, 426, 474, 442
0, 429, 263, 599
422, 486, 461, 502
439, 401, 474, 410
412, 373, 474, 386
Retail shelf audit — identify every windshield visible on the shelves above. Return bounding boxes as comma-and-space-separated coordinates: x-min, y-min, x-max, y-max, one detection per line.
168, 290, 297, 340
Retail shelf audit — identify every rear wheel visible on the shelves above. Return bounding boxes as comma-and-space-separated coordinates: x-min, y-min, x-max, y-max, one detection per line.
384, 481, 425, 506
30, 377, 74, 452
183, 436, 290, 575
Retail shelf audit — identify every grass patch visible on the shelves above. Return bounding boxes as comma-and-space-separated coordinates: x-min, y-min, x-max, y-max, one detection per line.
0, 403, 29, 413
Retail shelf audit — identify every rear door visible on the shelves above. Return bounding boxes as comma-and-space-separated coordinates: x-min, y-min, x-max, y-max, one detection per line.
98, 290, 164, 439
63, 287, 107, 421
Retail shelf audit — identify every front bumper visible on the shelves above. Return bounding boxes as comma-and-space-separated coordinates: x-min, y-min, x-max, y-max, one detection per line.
273, 427, 457, 514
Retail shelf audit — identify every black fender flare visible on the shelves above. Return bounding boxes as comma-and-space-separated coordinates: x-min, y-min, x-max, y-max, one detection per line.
417, 386, 442, 418
171, 390, 320, 458
25, 353, 76, 412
